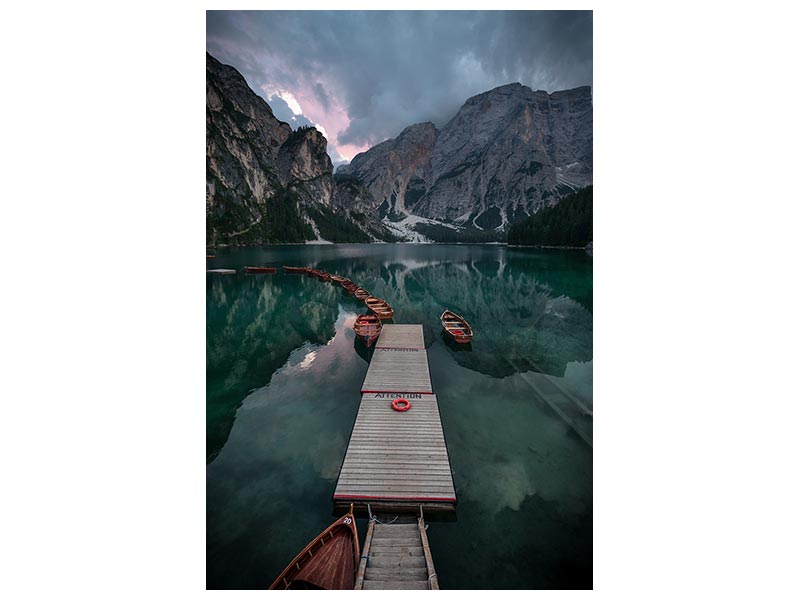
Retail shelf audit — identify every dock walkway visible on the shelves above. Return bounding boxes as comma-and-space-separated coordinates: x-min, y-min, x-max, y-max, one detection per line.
354, 510, 439, 590
333, 324, 456, 513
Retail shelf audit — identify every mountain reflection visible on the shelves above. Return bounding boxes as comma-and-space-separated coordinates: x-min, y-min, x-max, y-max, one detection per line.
206, 274, 343, 462
206, 246, 592, 589
314, 251, 592, 379
207, 245, 592, 461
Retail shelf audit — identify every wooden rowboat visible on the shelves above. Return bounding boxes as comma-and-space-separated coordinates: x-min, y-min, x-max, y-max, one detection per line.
353, 287, 370, 300
206, 255, 216, 259
206, 269, 236, 275
353, 314, 382, 347
268, 508, 360, 590
283, 266, 307, 274
244, 266, 276, 273
364, 296, 394, 320
342, 284, 357, 296
441, 309, 473, 344
308, 269, 332, 282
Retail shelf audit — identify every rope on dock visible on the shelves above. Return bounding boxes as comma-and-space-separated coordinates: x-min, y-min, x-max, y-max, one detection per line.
370, 515, 398, 525
367, 502, 398, 525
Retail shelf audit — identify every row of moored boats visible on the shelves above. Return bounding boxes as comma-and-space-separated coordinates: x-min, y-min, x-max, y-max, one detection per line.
208, 261, 474, 346
286, 266, 474, 347
286, 266, 395, 347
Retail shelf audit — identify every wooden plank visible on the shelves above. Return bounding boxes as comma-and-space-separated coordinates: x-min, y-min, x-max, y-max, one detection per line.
336, 500, 455, 515
336, 489, 456, 496
362, 580, 428, 590
373, 523, 418, 534
368, 556, 426, 569
336, 480, 455, 489
369, 536, 421, 546
369, 547, 424, 557
339, 462, 451, 471
338, 478, 454, 486
340, 465, 451, 472
364, 567, 428, 581
340, 460, 451, 467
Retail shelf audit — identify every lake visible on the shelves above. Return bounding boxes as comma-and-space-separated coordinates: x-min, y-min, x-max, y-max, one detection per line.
206, 243, 592, 589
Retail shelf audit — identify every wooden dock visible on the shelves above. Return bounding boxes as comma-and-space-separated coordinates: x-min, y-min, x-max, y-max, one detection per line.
333, 324, 456, 513
354, 509, 439, 590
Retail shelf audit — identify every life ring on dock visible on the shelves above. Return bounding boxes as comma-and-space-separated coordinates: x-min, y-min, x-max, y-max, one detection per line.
391, 398, 412, 412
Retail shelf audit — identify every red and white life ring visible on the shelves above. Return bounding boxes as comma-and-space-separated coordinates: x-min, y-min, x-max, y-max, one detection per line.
391, 398, 412, 412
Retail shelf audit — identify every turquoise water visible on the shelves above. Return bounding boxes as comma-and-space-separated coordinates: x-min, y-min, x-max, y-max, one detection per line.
207, 244, 592, 589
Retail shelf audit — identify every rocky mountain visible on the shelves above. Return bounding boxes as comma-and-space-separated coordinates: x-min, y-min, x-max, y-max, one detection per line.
335, 122, 438, 216
338, 83, 592, 233
207, 51, 591, 244
206, 53, 382, 245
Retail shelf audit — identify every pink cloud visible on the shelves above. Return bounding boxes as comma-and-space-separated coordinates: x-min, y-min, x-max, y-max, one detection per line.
275, 78, 369, 163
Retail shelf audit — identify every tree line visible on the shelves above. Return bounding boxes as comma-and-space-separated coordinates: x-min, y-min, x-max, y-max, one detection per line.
507, 186, 592, 247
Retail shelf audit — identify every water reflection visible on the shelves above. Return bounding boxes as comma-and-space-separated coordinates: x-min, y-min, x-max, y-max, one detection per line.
207, 245, 592, 589
206, 273, 357, 462
440, 329, 473, 352
352, 336, 373, 364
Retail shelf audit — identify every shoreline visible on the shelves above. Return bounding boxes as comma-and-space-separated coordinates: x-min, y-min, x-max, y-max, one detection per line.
207, 241, 591, 250
207, 241, 510, 249
507, 243, 592, 250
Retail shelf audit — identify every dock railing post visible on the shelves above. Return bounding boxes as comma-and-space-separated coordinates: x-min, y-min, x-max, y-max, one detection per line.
355, 504, 374, 590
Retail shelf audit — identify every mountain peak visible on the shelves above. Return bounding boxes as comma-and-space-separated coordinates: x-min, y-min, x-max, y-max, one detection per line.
336, 80, 592, 228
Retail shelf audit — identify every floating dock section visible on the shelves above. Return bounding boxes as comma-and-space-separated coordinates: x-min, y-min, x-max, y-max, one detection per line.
334, 325, 456, 513
354, 510, 439, 590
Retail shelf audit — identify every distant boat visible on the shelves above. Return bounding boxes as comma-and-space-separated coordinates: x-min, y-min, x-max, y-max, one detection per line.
364, 296, 394, 320
283, 266, 307, 274
268, 508, 360, 590
206, 255, 216, 259
354, 314, 382, 347
354, 287, 370, 300
342, 283, 357, 295
206, 269, 236, 275
330, 275, 347, 284
244, 266, 276, 273
441, 309, 473, 344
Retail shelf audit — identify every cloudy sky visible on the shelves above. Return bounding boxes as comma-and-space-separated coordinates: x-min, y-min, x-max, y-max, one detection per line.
207, 11, 592, 167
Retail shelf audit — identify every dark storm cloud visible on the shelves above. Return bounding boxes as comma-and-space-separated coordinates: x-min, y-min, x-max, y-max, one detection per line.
207, 10, 592, 160
312, 82, 330, 112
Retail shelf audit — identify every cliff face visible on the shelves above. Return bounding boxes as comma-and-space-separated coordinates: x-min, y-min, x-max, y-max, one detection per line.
338, 122, 438, 217
207, 53, 362, 244
206, 53, 290, 239
276, 127, 335, 207
337, 83, 592, 230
